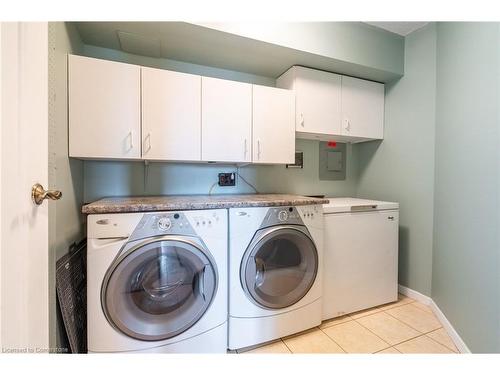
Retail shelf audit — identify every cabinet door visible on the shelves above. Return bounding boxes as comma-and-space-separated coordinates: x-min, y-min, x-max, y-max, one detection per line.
341, 76, 384, 139
201, 77, 252, 162
322, 210, 398, 320
252, 85, 295, 164
69, 55, 141, 159
294, 66, 342, 135
142, 67, 201, 161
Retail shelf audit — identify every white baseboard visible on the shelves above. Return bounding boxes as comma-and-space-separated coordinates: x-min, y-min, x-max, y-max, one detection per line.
398, 285, 431, 305
398, 284, 470, 353
429, 300, 471, 353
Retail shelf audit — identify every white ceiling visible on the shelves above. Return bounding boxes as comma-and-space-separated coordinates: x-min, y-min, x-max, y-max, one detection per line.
365, 22, 428, 36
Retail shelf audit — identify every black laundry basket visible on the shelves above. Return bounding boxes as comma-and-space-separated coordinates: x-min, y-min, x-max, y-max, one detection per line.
56, 239, 87, 354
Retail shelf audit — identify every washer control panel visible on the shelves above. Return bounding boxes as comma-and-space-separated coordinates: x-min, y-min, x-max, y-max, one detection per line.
129, 212, 196, 241
151, 213, 192, 232
110, 209, 226, 244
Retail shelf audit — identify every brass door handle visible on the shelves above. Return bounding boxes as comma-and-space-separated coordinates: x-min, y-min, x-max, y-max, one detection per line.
31, 183, 62, 205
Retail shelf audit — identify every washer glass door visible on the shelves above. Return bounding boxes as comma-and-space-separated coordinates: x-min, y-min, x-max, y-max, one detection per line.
241, 226, 318, 309
102, 237, 217, 341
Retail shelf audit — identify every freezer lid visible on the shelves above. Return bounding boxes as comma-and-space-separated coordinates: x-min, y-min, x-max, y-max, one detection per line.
323, 197, 399, 213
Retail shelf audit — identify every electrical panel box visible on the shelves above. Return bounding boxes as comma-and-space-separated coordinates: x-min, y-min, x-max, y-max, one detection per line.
327, 151, 343, 172
319, 141, 346, 180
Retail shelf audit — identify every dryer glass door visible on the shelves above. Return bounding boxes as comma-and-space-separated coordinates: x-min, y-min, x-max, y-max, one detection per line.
241, 226, 318, 309
102, 237, 217, 341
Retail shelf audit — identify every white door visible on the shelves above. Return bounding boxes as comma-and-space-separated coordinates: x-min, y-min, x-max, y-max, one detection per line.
252, 85, 295, 164
294, 66, 342, 135
201, 77, 252, 163
323, 210, 399, 319
0, 22, 53, 351
341, 76, 384, 139
68, 55, 141, 159
142, 67, 201, 161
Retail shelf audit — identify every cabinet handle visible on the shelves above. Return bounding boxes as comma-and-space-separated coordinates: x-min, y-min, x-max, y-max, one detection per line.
257, 140, 261, 160
300, 113, 305, 127
351, 205, 377, 211
127, 131, 133, 150
343, 118, 351, 132
144, 132, 152, 154
244, 139, 248, 158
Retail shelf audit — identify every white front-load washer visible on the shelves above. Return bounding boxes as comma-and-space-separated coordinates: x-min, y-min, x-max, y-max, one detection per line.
228, 205, 323, 350
87, 209, 227, 353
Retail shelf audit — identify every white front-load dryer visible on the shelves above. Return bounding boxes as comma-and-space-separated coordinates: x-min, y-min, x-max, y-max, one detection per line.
87, 209, 227, 353
228, 205, 323, 350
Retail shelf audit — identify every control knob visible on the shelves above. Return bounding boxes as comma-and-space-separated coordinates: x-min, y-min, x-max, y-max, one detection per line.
158, 217, 172, 231
278, 210, 288, 221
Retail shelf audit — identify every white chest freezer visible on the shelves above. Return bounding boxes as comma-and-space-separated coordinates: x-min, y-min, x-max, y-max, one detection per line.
322, 197, 399, 320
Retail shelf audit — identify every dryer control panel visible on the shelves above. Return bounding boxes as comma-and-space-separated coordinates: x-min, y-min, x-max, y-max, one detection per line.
259, 206, 304, 229
296, 205, 324, 229
299, 205, 321, 219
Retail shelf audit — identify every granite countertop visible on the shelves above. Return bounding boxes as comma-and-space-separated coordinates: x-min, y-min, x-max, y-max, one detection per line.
82, 194, 329, 214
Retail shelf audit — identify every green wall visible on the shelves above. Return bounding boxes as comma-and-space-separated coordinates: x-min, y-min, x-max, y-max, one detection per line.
432, 22, 500, 353
356, 23, 437, 296
356, 22, 500, 352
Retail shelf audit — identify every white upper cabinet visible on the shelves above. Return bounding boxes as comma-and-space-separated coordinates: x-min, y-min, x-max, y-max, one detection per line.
341, 76, 384, 140
69, 55, 141, 159
201, 77, 252, 163
277, 65, 385, 143
141, 67, 201, 161
277, 66, 342, 136
252, 85, 295, 164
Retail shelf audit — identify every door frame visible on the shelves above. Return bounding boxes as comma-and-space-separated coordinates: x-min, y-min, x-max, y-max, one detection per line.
0, 22, 50, 352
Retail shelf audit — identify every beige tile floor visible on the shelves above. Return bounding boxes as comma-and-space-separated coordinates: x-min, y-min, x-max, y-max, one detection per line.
237, 294, 460, 354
